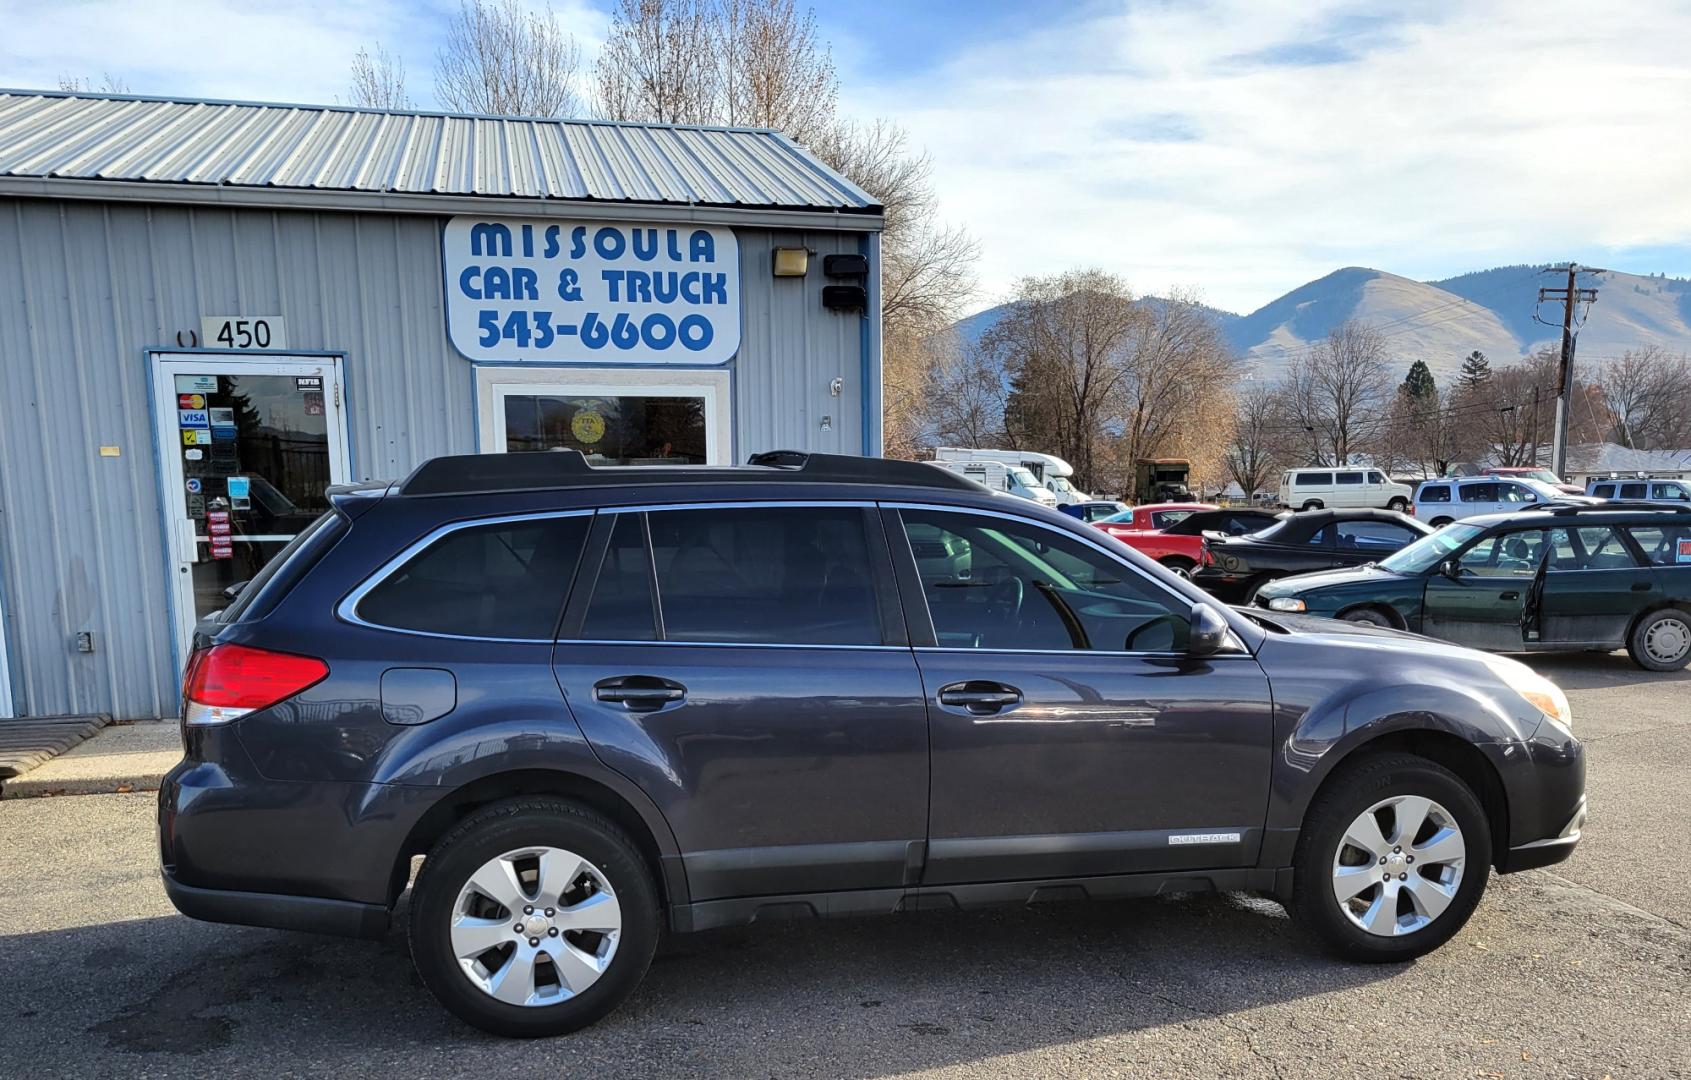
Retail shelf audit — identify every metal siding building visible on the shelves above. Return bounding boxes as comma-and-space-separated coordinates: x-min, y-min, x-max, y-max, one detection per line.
0, 92, 884, 721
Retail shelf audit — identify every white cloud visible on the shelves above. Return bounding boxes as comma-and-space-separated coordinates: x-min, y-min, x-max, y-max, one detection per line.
841, 0, 1691, 313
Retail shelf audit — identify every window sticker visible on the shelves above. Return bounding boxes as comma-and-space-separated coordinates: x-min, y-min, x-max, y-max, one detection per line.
1677, 537, 1691, 564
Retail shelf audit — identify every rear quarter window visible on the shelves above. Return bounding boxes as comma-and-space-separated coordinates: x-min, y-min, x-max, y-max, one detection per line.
1418, 484, 1451, 503
355, 515, 591, 638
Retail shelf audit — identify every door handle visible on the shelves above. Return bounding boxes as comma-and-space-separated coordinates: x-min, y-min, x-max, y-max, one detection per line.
594, 676, 686, 710
938, 681, 1022, 715
1499, 591, 1520, 601
1631, 582, 1653, 592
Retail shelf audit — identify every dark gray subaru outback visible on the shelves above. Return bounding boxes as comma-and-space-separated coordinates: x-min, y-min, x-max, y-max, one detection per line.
160, 451, 1586, 1037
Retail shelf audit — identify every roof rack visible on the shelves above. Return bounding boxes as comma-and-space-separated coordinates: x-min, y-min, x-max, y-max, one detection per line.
1545, 500, 1691, 515
397, 449, 985, 497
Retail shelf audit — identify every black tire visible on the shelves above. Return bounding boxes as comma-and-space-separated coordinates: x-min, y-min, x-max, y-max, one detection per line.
1387, 497, 1409, 513
1159, 556, 1196, 580
409, 798, 660, 1038
1339, 607, 1396, 629
1627, 608, 1691, 671
1242, 576, 1277, 605
1430, 517, 1453, 528
1291, 753, 1491, 963
1301, 500, 1324, 511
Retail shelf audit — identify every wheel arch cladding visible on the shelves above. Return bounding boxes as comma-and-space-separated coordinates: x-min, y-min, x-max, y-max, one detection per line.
1627, 600, 1691, 641
1300, 729, 1509, 870
392, 769, 681, 909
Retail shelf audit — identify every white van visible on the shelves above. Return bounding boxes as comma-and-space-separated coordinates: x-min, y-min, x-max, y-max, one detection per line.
932, 448, 1089, 504
1411, 476, 1577, 526
935, 459, 1058, 506
1279, 468, 1414, 512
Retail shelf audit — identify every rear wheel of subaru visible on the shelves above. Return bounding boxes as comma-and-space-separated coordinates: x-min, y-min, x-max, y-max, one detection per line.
1628, 609, 1691, 671
410, 798, 659, 1037
1291, 754, 1490, 962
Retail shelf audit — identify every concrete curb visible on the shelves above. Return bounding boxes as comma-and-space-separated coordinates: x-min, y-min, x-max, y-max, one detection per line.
0, 720, 182, 799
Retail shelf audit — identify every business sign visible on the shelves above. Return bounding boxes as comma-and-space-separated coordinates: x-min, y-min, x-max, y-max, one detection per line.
443, 217, 740, 365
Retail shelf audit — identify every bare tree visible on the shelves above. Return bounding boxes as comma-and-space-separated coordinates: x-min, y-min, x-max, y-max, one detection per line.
596, 0, 720, 125
1110, 292, 1237, 481
1599, 346, 1691, 450
922, 334, 1011, 452
1276, 320, 1393, 465
436, 0, 584, 116
58, 74, 130, 94
1225, 382, 1279, 498
347, 44, 412, 109
716, 0, 836, 140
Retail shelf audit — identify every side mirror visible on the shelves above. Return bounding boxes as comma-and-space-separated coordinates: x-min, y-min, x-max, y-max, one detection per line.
1438, 558, 1460, 580
1187, 603, 1230, 658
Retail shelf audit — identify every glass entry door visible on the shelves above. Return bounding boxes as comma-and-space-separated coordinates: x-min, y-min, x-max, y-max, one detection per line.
150, 354, 350, 652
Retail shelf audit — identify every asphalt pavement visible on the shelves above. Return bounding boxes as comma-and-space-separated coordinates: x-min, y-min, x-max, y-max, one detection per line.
1, 652, 1687, 1079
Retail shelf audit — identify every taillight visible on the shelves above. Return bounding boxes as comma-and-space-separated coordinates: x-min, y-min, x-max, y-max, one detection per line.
182, 643, 329, 726
1199, 540, 1214, 567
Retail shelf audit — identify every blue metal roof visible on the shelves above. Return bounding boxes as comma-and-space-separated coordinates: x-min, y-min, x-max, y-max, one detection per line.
0, 90, 878, 214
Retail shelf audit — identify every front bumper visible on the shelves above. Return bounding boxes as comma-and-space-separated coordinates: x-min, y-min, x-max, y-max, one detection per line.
1499, 794, 1587, 873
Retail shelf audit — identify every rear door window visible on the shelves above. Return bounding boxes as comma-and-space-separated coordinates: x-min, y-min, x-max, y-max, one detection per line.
1591, 483, 1616, 498
1458, 482, 1497, 503
1546, 526, 1639, 571
646, 506, 885, 645
356, 514, 590, 638
1626, 524, 1691, 566
1619, 483, 1648, 499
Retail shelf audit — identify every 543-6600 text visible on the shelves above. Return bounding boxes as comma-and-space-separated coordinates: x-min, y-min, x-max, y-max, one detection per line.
477, 310, 715, 353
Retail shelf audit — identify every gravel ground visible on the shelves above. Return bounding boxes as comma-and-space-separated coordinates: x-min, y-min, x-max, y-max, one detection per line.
1, 652, 1687, 1079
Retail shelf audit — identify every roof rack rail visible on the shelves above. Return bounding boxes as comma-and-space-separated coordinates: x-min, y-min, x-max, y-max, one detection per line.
1546, 499, 1691, 515
396, 448, 985, 497
745, 450, 982, 491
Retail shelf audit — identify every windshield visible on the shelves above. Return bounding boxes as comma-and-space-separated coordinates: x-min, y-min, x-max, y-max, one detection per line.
1010, 467, 1041, 487
1380, 523, 1484, 573
1048, 476, 1073, 493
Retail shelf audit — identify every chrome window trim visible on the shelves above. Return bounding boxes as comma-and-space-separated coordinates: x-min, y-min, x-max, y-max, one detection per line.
556, 638, 907, 652
884, 500, 1249, 656
337, 508, 596, 642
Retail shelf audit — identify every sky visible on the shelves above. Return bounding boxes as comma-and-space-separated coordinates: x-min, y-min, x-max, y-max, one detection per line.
3, 0, 1689, 315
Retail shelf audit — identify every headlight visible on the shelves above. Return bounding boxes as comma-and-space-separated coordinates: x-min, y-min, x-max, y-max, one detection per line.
1486, 658, 1573, 730
1266, 596, 1306, 612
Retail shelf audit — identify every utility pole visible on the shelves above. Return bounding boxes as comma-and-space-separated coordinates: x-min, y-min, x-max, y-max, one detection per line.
1528, 384, 1540, 466
1539, 264, 1601, 477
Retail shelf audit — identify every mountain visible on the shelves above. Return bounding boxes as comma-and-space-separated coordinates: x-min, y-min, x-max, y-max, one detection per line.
950, 265, 1691, 383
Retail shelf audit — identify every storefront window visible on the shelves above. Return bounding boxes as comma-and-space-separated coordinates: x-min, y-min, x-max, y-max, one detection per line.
501, 394, 707, 465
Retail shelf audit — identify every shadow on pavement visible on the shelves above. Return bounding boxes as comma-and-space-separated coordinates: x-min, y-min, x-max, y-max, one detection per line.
1525, 650, 1691, 690
0, 890, 1396, 1076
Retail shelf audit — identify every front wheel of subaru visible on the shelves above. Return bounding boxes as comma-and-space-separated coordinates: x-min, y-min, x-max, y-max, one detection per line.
1291, 754, 1491, 962
410, 798, 659, 1037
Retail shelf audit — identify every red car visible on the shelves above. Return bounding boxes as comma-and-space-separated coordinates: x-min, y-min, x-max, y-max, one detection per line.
1094, 503, 1283, 579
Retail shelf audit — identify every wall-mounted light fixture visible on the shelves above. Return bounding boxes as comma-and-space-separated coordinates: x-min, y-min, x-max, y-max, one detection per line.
772, 247, 810, 277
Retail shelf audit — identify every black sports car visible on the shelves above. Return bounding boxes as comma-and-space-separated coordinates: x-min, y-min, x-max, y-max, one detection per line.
1193, 509, 1432, 602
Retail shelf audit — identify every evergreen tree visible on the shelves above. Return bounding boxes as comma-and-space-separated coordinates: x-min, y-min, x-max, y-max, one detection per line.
1401, 359, 1437, 405
1458, 350, 1491, 391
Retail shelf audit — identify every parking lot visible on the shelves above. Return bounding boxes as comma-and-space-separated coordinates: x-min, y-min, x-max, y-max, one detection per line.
1, 651, 1686, 1079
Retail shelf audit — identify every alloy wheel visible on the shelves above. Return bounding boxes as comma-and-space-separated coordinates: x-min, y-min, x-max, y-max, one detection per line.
450, 846, 622, 1007
1644, 616, 1691, 666
1331, 795, 1466, 937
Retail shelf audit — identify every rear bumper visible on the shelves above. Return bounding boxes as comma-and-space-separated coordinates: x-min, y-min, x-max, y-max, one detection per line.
1191, 569, 1251, 603
161, 868, 390, 939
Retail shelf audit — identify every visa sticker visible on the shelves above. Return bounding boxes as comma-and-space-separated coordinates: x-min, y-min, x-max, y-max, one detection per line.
178, 409, 210, 428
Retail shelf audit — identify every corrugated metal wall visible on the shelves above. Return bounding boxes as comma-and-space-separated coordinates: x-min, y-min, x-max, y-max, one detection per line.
0, 196, 868, 719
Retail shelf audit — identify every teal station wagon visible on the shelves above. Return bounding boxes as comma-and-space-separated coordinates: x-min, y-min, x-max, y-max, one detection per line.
1255, 503, 1691, 670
